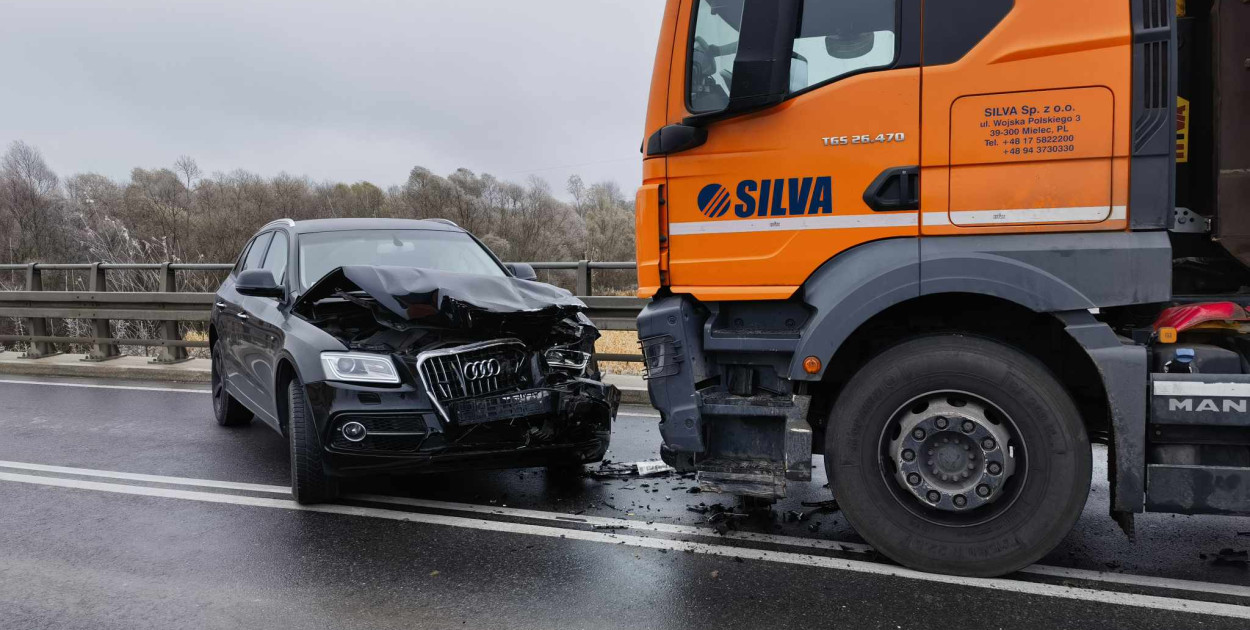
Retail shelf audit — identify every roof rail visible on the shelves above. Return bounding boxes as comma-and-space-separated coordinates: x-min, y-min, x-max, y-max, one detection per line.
426, 218, 459, 228
261, 218, 295, 229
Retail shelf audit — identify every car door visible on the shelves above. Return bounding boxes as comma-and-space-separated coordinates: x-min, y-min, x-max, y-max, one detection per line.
225, 231, 274, 413
218, 232, 272, 405
237, 230, 290, 428
662, 0, 920, 296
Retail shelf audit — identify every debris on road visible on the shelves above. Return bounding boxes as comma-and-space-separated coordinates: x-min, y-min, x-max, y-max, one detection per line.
590, 460, 677, 478
1210, 548, 1248, 568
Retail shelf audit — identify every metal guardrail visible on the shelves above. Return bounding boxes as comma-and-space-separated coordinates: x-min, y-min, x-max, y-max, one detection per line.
0, 261, 645, 364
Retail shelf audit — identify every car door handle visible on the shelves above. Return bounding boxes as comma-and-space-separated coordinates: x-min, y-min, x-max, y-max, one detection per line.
215, 301, 228, 308
235, 312, 249, 321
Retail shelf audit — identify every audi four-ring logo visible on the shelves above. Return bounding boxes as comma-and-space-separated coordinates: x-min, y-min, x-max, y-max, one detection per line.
462, 358, 502, 380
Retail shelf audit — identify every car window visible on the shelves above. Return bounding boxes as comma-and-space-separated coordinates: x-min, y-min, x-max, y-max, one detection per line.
261, 232, 289, 283
298, 229, 506, 290
790, 0, 897, 93
242, 232, 273, 272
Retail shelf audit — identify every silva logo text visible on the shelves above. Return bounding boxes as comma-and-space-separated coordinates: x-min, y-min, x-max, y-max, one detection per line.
698, 177, 833, 219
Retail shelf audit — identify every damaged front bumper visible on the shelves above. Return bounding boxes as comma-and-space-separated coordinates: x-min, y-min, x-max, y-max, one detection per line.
305, 373, 619, 476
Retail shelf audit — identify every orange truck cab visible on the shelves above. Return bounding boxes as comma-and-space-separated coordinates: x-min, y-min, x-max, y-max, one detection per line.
635, 0, 1250, 576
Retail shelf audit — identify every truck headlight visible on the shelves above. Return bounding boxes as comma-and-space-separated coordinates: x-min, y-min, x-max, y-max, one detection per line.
321, 352, 400, 384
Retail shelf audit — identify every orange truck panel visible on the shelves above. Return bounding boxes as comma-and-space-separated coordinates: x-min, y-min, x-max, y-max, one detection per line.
921, 0, 1132, 236
637, 0, 1136, 297
664, 67, 921, 296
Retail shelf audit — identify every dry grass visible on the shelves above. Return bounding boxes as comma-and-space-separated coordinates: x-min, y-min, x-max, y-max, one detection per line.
184, 329, 210, 359
596, 329, 642, 376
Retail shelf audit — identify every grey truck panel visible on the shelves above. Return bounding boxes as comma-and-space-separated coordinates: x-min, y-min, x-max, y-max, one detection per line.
788, 232, 1172, 380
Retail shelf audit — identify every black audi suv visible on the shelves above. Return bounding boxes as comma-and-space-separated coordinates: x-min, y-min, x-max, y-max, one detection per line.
210, 218, 620, 503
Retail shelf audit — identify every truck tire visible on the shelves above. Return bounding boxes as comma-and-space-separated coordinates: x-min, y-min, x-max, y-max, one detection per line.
825, 334, 1091, 577
211, 342, 253, 427
287, 378, 338, 505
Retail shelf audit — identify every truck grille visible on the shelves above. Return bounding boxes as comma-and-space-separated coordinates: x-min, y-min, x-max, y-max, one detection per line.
416, 340, 529, 411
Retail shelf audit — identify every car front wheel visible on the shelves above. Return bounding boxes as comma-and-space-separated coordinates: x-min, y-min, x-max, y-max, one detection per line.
287, 377, 338, 504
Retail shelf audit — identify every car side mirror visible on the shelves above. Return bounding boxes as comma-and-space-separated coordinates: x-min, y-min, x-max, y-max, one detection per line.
506, 263, 539, 282
236, 269, 285, 299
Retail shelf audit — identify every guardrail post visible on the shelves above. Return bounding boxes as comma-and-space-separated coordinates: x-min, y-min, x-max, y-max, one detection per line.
152, 263, 189, 364
21, 263, 59, 359
84, 263, 120, 362
576, 260, 591, 297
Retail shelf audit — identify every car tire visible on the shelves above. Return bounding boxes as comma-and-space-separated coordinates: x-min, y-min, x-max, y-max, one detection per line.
825, 334, 1091, 577
211, 342, 253, 427
287, 377, 339, 505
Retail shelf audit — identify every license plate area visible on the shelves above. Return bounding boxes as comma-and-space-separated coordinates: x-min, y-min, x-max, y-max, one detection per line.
452, 389, 557, 426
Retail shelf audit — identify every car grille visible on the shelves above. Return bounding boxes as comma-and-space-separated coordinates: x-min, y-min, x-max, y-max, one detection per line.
416, 340, 529, 408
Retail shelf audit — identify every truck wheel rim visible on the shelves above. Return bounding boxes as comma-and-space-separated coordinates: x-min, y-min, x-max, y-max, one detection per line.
879, 391, 1026, 527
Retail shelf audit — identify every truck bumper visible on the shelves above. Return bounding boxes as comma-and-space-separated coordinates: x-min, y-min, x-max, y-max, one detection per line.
639, 295, 812, 499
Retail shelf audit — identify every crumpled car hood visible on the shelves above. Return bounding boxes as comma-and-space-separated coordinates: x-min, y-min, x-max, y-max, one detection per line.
294, 266, 588, 331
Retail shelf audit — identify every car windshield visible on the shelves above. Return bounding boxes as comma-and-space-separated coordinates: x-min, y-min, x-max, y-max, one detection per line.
298, 229, 505, 290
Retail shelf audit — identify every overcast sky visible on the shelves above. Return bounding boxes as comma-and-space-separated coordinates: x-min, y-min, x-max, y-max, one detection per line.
0, 0, 666, 196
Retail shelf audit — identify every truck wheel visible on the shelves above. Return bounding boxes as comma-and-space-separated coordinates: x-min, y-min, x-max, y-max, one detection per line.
287, 378, 338, 505
825, 334, 1090, 577
211, 342, 253, 427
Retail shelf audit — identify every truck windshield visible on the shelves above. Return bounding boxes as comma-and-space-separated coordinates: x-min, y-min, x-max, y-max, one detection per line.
298, 229, 505, 289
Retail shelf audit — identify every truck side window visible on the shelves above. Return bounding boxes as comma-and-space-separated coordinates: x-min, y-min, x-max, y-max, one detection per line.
687, 0, 745, 114
790, 0, 898, 93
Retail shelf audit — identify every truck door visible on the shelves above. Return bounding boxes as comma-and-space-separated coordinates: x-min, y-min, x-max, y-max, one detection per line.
918, 0, 1130, 235
661, 0, 921, 297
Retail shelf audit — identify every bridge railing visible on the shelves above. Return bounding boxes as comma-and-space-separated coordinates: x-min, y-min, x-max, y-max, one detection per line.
0, 261, 644, 364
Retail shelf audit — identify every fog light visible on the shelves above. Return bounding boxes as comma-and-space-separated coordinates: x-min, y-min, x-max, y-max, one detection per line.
803, 356, 822, 374
341, 421, 367, 442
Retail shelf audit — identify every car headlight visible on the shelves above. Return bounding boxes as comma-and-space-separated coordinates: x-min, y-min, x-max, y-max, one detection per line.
321, 352, 400, 384
545, 347, 590, 371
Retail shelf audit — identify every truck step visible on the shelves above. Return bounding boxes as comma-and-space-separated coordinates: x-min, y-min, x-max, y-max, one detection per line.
1145, 464, 1250, 515
699, 391, 795, 418
696, 459, 787, 500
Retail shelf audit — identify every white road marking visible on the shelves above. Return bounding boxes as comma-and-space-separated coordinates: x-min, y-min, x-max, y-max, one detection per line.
347, 493, 870, 554
1, 470, 1248, 620
0, 460, 286, 494
0, 378, 208, 394
1019, 564, 1250, 601
618, 409, 660, 418
346, 493, 1250, 601
1, 461, 1249, 610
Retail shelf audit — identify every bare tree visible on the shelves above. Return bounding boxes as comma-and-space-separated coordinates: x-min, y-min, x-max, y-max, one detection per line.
0, 141, 66, 263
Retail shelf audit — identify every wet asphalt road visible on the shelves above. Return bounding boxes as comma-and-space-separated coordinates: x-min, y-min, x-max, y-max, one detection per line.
0, 374, 1248, 629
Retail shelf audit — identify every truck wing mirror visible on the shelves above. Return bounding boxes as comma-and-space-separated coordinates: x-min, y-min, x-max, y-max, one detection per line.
684, 0, 802, 127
